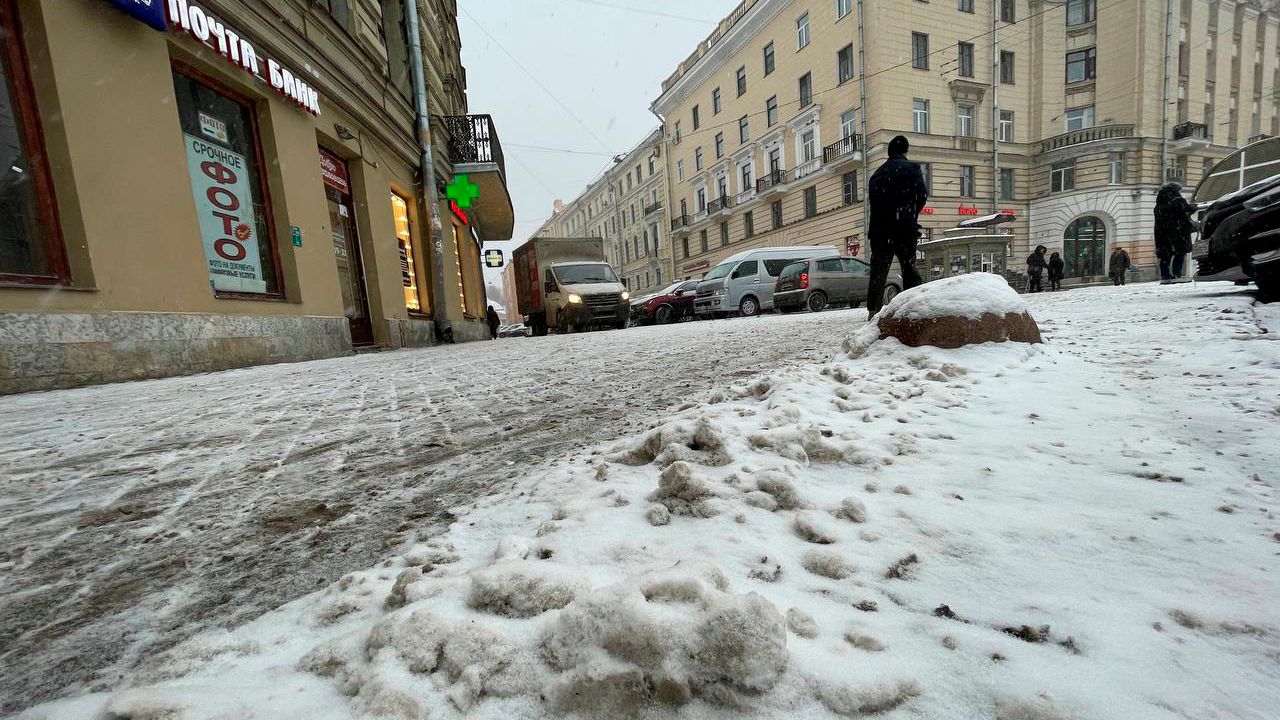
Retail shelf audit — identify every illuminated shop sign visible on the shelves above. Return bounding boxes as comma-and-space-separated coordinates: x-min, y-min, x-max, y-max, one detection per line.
165, 0, 321, 115
102, 0, 168, 30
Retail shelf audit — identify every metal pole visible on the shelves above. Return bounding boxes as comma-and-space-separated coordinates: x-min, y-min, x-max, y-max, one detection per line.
856, 0, 869, 239
405, 0, 452, 341
1160, 0, 1173, 180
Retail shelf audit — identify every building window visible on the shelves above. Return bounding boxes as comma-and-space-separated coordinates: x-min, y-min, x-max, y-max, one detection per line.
717, 175, 728, 199
799, 72, 813, 108
1065, 105, 1095, 131
960, 165, 975, 197
1000, 51, 1015, 84
1, 3, 65, 284
912, 32, 930, 70
768, 147, 782, 174
772, 199, 784, 229
682, 236, 690, 258
764, 42, 776, 76
804, 186, 817, 218
838, 0, 852, 19
696, 187, 707, 211
173, 70, 282, 296
648, 156, 655, 175
1063, 216, 1106, 277
695, 147, 704, 170
919, 162, 932, 192
913, 98, 930, 133
700, 229, 708, 253
838, 44, 855, 84
677, 159, 685, 181
841, 109, 857, 139
842, 171, 859, 205
958, 42, 974, 78
744, 210, 755, 237
392, 193, 426, 313
800, 129, 817, 163
739, 115, 750, 143
674, 120, 682, 144
720, 221, 729, 246
1066, 0, 1096, 26
1109, 152, 1125, 184
999, 0, 1015, 22
957, 104, 975, 137
737, 66, 748, 96
692, 104, 701, 130
381, 0, 413, 99
767, 96, 779, 126
712, 87, 722, 115
999, 168, 1014, 200
999, 109, 1014, 141
715, 132, 726, 158
959, 0, 974, 12
1066, 47, 1097, 84
1051, 160, 1076, 192
741, 162, 754, 192
797, 12, 811, 50
317, 0, 351, 28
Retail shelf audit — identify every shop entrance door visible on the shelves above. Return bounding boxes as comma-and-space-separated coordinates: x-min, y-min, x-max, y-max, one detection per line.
320, 149, 373, 346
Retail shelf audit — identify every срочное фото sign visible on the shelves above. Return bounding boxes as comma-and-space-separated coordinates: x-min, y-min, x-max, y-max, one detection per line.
184, 134, 267, 294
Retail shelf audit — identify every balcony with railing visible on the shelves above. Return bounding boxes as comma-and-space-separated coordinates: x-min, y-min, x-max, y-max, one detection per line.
1249, 133, 1273, 144
756, 168, 790, 193
671, 214, 690, 232
822, 136, 861, 166
736, 185, 757, 205
644, 200, 663, 216
794, 157, 823, 180
1170, 121, 1212, 151
1037, 124, 1135, 154
440, 114, 512, 241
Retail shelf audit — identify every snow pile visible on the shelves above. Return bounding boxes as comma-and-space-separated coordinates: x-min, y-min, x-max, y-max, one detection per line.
875, 272, 1026, 321
19, 284, 1280, 720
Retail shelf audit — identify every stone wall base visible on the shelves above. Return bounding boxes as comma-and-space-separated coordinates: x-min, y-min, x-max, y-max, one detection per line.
0, 312, 352, 395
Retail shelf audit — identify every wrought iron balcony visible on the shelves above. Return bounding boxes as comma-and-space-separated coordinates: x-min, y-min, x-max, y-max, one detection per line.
1037, 123, 1135, 154
671, 214, 690, 232
822, 136, 860, 165
756, 169, 789, 193
1172, 121, 1209, 141
644, 200, 663, 216
707, 196, 735, 214
794, 157, 823, 180
441, 114, 505, 177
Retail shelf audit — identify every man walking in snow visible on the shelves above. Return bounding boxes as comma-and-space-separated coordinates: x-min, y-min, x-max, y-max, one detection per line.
865, 135, 927, 318
1108, 246, 1131, 286
486, 305, 501, 340
1154, 182, 1196, 283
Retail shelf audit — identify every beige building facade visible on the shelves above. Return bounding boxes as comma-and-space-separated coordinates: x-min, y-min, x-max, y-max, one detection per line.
0, 0, 514, 394
633, 0, 1268, 291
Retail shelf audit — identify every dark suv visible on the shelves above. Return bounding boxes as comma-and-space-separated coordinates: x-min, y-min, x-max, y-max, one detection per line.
630, 280, 699, 324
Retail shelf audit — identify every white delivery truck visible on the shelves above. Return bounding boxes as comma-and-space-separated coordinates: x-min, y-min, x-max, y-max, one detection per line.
512, 237, 631, 335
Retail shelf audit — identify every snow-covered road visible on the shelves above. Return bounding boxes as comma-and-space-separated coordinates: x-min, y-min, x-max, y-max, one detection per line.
0, 311, 850, 714
4, 282, 1278, 720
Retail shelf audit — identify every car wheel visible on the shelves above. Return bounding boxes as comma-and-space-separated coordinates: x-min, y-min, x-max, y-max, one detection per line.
806, 292, 828, 313
655, 305, 673, 324
882, 285, 900, 306
739, 296, 760, 317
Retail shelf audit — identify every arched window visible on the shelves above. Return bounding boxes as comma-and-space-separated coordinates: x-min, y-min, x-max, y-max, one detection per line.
1063, 216, 1107, 277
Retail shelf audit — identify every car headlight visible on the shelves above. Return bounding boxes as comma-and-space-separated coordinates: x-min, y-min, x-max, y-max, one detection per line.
713, 287, 727, 296
1244, 186, 1280, 212
621, 291, 630, 301
567, 293, 583, 304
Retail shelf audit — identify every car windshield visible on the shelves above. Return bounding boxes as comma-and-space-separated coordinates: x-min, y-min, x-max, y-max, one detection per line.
704, 262, 735, 280
553, 263, 618, 285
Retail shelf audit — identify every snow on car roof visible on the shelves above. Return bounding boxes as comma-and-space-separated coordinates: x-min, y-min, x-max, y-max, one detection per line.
956, 212, 1015, 228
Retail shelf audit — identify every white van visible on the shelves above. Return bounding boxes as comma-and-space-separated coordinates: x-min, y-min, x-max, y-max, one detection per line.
694, 246, 838, 317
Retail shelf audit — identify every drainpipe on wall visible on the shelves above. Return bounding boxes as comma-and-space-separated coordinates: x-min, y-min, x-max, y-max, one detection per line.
405, 0, 452, 341
992, 0, 1000, 213
650, 107, 678, 282
857, 0, 868, 224
1160, 0, 1173, 182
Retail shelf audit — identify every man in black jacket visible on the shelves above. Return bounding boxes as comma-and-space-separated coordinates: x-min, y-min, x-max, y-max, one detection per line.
865, 135, 927, 318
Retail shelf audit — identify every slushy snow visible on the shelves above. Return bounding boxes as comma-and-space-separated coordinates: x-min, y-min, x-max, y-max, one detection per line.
15, 280, 1280, 720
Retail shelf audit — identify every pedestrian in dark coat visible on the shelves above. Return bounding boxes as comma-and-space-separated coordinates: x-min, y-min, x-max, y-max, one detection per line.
865, 135, 927, 317
1154, 182, 1196, 283
1048, 251, 1065, 291
1026, 245, 1048, 293
486, 305, 501, 340
1108, 246, 1132, 286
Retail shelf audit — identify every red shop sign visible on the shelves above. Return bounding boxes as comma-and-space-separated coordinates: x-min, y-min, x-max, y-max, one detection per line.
958, 205, 980, 216
1000, 208, 1017, 216
920, 206, 935, 215
319, 148, 350, 195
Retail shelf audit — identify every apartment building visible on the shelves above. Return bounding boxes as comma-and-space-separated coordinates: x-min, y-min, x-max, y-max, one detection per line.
1, 0, 514, 393
533, 127, 672, 294
646, 0, 1269, 288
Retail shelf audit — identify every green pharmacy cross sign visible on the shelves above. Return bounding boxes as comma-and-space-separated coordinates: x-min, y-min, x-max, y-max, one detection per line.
484, 249, 504, 268
446, 175, 480, 208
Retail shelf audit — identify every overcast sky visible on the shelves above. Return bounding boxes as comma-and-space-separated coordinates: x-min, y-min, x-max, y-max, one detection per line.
458, 0, 742, 289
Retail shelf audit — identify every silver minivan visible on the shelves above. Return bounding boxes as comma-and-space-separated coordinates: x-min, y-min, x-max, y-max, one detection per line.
694, 246, 838, 317
773, 256, 903, 312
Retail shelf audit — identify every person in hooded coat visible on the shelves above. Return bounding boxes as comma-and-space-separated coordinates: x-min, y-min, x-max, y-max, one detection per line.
1154, 182, 1196, 283
1108, 246, 1132, 285
865, 135, 927, 318
1026, 245, 1048, 293
1048, 251, 1065, 291
486, 305, 501, 340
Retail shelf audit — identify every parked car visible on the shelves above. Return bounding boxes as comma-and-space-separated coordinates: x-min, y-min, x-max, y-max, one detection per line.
774, 257, 903, 312
1192, 137, 1280, 298
694, 246, 839, 318
631, 280, 699, 324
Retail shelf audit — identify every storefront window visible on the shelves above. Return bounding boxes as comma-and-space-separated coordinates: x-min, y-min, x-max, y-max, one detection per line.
1, 0, 65, 283
173, 70, 281, 296
451, 223, 467, 315
391, 193, 427, 313
1064, 216, 1107, 277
